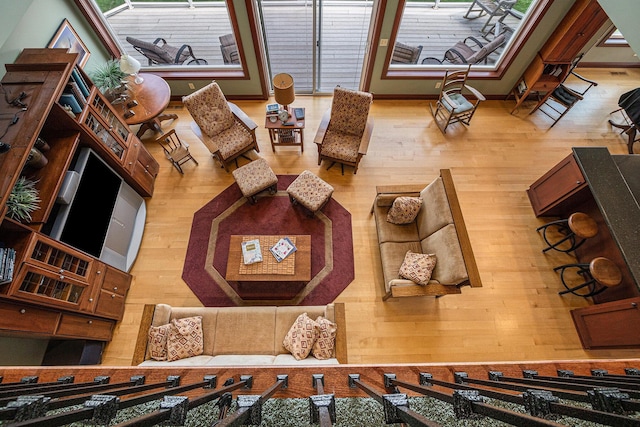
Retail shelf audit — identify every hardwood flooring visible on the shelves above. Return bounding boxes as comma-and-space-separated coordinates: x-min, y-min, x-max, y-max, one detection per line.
102, 67, 640, 366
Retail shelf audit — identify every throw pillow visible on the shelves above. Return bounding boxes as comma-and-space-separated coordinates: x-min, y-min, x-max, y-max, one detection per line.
147, 324, 171, 361
399, 251, 437, 285
312, 316, 337, 360
283, 313, 320, 360
167, 316, 204, 362
387, 197, 422, 224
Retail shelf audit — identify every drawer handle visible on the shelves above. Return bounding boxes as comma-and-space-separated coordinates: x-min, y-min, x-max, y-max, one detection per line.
87, 320, 93, 325
632, 302, 638, 308
19, 309, 26, 314
111, 294, 116, 299
89, 298, 93, 302
96, 270, 101, 275
113, 287, 118, 291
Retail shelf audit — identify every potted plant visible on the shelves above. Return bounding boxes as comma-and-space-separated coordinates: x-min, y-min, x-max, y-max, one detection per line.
6, 177, 41, 223
88, 58, 128, 101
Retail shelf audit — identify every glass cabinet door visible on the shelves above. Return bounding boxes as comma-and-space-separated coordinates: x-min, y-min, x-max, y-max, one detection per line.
84, 111, 126, 159
14, 264, 88, 309
29, 239, 92, 281
91, 95, 130, 142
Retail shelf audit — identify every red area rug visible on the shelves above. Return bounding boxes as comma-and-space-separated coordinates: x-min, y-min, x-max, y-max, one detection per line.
182, 175, 354, 306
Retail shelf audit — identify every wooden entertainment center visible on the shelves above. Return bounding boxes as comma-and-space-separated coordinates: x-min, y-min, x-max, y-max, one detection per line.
0, 49, 158, 342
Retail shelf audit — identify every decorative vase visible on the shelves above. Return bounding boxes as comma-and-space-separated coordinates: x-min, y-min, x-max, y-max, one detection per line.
26, 147, 48, 169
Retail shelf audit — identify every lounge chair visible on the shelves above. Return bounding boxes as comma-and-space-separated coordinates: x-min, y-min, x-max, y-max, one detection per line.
126, 36, 207, 66
443, 33, 505, 65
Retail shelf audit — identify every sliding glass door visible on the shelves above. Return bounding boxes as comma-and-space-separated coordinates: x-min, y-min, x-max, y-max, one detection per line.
258, 0, 373, 94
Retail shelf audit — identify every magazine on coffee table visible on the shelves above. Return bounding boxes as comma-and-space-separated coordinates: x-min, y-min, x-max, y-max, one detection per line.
241, 239, 263, 265
270, 237, 297, 262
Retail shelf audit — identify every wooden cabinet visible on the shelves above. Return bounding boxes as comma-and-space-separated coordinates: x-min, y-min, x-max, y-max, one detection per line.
510, 0, 608, 113
0, 49, 143, 342
571, 297, 640, 349
527, 153, 589, 217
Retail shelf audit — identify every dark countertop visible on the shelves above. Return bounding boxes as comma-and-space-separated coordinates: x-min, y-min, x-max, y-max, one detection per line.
572, 147, 640, 291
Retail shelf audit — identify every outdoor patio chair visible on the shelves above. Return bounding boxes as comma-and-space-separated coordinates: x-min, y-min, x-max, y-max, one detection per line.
429, 66, 485, 134
219, 34, 240, 64
443, 33, 506, 65
126, 36, 207, 66
463, 0, 517, 35
391, 41, 423, 64
314, 86, 374, 175
183, 81, 259, 172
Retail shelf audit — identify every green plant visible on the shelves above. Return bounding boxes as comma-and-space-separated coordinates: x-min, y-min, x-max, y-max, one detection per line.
88, 58, 127, 94
6, 177, 40, 223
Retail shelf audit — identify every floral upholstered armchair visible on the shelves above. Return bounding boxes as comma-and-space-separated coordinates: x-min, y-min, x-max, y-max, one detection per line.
314, 86, 374, 175
183, 81, 259, 172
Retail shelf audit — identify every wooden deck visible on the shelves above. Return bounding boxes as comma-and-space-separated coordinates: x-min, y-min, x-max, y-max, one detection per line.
106, 2, 521, 92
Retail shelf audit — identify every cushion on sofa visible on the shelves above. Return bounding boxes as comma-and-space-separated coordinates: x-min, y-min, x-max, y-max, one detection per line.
283, 313, 320, 360
386, 197, 422, 224
139, 355, 215, 367
168, 307, 219, 355
273, 354, 339, 365
374, 204, 420, 244
167, 316, 204, 361
312, 316, 337, 359
421, 223, 468, 285
379, 241, 422, 288
275, 306, 328, 354
398, 251, 437, 285
416, 177, 454, 240
213, 307, 277, 355
148, 324, 171, 361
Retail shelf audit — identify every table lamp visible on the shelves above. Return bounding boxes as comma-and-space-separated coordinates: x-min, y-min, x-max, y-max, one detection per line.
120, 54, 144, 84
273, 73, 295, 113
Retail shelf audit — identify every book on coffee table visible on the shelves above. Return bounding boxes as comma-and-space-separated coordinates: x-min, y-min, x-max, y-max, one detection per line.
242, 239, 263, 265
270, 237, 297, 262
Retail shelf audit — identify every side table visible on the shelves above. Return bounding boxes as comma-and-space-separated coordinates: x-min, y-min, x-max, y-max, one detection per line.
119, 73, 178, 138
265, 111, 305, 152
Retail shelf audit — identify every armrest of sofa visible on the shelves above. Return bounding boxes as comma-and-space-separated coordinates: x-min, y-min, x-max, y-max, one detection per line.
131, 304, 157, 366
370, 184, 425, 213
333, 302, 348, 363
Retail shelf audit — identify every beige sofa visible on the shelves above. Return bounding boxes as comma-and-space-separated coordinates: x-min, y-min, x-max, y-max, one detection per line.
371, 169, 482, 300
132, 303, 347, 366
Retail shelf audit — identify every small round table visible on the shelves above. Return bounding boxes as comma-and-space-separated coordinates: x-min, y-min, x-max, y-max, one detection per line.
121, 73, 177, 138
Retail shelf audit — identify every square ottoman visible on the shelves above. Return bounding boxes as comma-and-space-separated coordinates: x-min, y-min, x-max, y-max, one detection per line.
286, 170, 334, 215
232, 157, 278, 204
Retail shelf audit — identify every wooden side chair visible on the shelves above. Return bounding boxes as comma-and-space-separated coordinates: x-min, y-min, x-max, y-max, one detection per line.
183, 81, 259, 172
429, 66, 485, 133
154, 129, 198, 174
314, 86, 374, 175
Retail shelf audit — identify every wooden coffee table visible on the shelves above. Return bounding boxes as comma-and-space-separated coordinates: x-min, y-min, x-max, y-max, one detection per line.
225, 235, 311, 282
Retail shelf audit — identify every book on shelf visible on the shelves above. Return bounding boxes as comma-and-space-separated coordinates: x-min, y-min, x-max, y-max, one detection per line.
0, 247, 16, 285
60, 93, 83, 114
269, 237, 297, 262
66, 82, 86, 107
71, 67, 91, 98
241, 239, 263, 265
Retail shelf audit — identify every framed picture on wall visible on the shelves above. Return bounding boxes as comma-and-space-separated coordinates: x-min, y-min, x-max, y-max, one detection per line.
48, 19, 90, 68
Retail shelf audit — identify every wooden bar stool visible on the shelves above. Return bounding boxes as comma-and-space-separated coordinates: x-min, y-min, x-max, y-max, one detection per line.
536, 212, 598, 253
554, 257, 622, 297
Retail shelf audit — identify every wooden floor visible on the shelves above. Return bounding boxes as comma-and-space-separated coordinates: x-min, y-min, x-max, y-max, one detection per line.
102, 67, 640, 366
106, 2, 517, 92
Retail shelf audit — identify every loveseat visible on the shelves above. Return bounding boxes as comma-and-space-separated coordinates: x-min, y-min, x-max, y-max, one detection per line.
371, 169, 482, 300
131, 303, 347, 366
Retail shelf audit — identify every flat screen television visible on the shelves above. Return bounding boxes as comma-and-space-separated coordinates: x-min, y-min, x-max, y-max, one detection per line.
46, 148, 146, 272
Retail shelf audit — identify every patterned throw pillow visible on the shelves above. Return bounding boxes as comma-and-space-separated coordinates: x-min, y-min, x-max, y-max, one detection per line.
167, 316, 204, 362
312, 316, 337, 360
148, 324, 171, 361
386, 197, 423, 224
399, 251, 437, 285
283, 313, 320, 360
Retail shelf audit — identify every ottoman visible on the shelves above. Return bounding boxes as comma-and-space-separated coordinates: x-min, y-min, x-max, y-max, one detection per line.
232, 157, 278, 204
286, 170, 334, 215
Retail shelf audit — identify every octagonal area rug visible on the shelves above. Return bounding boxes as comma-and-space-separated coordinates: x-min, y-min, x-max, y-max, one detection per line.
182, 175, 354, 306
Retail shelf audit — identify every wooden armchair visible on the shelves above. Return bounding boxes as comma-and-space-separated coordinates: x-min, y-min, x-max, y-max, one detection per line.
183, 81, 259, 172
314, 86, 374, 175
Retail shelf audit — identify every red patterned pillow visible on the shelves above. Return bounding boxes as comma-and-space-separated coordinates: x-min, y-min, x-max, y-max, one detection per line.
312, 316, 337, 360
283, 313, 320, 360
387, 197, 423, 224
167, 316, 204, 362
148, 324, 171, 361
399, 251, 437, 285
